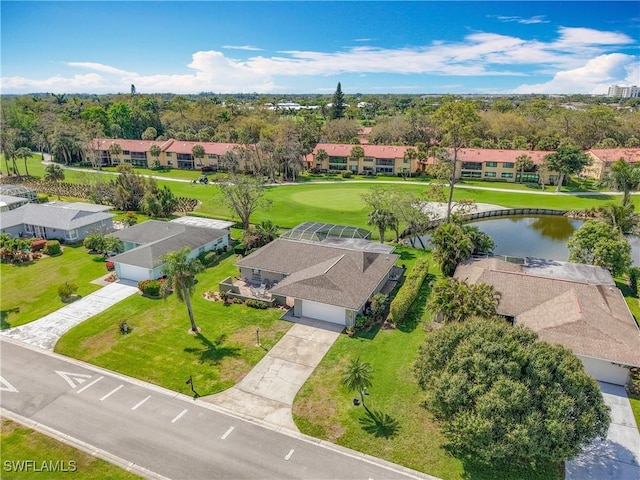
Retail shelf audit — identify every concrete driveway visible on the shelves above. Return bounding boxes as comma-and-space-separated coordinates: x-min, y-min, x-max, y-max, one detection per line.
204, 317, 342, 431
566, 382, 640, 480
0, 282, 139, 350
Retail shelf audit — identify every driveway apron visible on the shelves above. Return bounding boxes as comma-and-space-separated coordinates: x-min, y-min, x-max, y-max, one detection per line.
0, 282, 139, 350
203, 318, 342, 431
566, 382, 640, 480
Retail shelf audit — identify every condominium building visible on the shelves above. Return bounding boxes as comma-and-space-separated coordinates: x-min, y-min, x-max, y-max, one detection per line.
583, 149, 640, 180
306, 143, 417, 175
608, 85, 640, 98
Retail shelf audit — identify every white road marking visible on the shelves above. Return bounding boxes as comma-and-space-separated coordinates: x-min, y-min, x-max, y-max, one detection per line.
0, 375, 18, 393
76, 375, 104, 394
284, 449, 295, 461
100, 384, 123, 401
55, 371, 92, 388
221, 426, 235, 440
131, 395, 151, 411
171, 409, 188, 423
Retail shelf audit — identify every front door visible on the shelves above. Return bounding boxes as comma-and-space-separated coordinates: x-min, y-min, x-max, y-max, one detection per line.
34, 225, 46, 238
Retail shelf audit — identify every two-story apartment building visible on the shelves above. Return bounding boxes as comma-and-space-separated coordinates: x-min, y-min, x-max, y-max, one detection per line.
426, 148, 557, 184
306, 144, 417, 175
582, 148, 640, 180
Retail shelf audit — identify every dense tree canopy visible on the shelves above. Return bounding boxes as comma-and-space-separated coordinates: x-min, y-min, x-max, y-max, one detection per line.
427, 277, 500, 323
415, 318, 610, 467
431, 222, 494, 276
567, 220, 632, 276
543, 145, 591, 192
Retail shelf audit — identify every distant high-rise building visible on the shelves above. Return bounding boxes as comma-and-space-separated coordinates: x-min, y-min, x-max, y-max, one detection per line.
608, 85, 639, 98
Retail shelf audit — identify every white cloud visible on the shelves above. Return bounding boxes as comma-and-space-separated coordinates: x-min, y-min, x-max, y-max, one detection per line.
221, 45, 262, 51
511, 53, 634, 94
1, 25, 637, 93
492, 15, 549, 25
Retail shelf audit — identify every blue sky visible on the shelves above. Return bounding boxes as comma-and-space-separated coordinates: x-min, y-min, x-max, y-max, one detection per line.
1, 1, 639, 95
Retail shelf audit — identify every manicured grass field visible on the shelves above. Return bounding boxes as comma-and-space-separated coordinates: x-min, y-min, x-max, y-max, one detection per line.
1, 418, 140, 480
292, 247, 561, 480
55, 254, 291, 395
0, 244, 107, 329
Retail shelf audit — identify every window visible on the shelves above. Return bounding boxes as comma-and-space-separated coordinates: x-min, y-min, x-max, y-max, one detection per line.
485, 161, 497, 167
166, 152, 173, 157
484, 172, 496, 178
65, 229, 78, 241
167, 160, 173, 166
25, 224, 33, 233
123, 150, 130, 155
208, 154, 218, 159
177, 153, 193, 161
461, 162, 482, 170
502, 162, 515, 168
364, 157, 374, 162
376, 158, 394, 166
461, 171, 482, 178
376, 166, 394, 174
329, 156, 347, 164
198, 246, 205, 254
518, 173, 540, 183
501, 172, 514, 179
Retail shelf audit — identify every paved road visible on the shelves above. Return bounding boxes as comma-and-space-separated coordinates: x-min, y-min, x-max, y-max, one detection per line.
0, 338, 438, 480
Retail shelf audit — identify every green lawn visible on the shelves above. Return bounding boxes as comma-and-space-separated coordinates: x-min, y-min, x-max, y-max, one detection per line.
55, 254, 291, 395
0, 244, 108, 329
292, 246, 561, 480
1, 418, 140, 480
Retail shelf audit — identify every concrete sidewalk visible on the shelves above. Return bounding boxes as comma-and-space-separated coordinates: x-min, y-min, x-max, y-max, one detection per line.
203, 316, 342, 431
0, 282, 139, 350
566, 382, 640, 480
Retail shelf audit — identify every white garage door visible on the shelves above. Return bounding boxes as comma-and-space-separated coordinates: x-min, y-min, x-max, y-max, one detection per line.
301, 300, 346, 325
115, 263, 152, 282
579, 356, 629, 386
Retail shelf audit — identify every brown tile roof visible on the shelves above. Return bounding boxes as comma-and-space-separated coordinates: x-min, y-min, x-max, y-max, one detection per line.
92, 138, 166, 152
429, 148, 554, 165
454, 257, 640, 367
587, 148, 640, 164
236, 238, 399, 310
162, 140, 238, 156
306, 143, 413, 164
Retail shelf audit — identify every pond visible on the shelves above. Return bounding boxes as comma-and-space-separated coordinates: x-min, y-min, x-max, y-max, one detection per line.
415, 215, 640, 266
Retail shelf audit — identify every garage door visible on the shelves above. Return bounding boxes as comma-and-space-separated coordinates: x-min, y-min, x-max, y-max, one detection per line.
579, 356, 629, 386
301, 300, 346, 325
115, 263, 152, 283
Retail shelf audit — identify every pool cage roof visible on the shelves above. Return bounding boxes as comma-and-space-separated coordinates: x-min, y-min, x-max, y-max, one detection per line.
0, 184, 36, 197
281, 222, 372, 242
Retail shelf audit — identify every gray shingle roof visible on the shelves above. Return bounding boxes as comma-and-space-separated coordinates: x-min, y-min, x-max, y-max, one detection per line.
455, 257, 640, 367
0, 202, 114, 230
237, 238, 399, 310
109, 221, 229, 269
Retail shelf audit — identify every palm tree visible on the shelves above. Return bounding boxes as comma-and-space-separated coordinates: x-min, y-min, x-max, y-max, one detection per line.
108, 143, 123, 166
314, 148, 328, 171
342, 357, 373, 407
149, 144, 162, 169
598, 203, 639, 235
15, 147, 32, 177
367, 208, 396, 243
160, 247, 204, 333
515, 154, 533, 183
192, 144, 205, 168
598, 158, 640, 206
44, 163, 65, 200
431, 222, 474, 276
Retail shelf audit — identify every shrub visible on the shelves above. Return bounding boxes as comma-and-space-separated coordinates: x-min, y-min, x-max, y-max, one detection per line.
246, 299, 268, 309
106, 261, 115, 271
44, 240, 61, 256
30, 239, 47, 252
216, 247, 226, 255
119, 320, 132, 335
232, 297, 244, 304
341, 170, 353, 178
137, 279, 162, 297
37, 194, 49, 203
630, 267, 640, 296
234, 243, 246, 255
58, 281, 78, 300
203, 251, 217, 265
388, 258, 429, 324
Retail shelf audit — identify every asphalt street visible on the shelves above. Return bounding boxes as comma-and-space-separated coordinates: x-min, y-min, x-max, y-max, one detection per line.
0, 338, 437, 480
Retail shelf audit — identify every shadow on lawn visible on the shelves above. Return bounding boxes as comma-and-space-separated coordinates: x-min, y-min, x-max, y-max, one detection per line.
184, 333, 241, 365
459, 456, 563, 480
358, 406, 400, 439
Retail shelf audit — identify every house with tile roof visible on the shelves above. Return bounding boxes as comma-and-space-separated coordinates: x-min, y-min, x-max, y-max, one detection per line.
107, 219, 230, 282
582, 148, 640, 180
0, 201, 114, 241
454, 256, 640, 386
229, 223, 399, 326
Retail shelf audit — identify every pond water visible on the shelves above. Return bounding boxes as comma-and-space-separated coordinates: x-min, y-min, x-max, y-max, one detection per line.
415, 215, 640, 266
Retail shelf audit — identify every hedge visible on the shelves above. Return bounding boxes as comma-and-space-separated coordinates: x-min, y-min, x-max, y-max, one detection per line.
388, 258, 430, 324
246, 299, 268, 309
137, 279, 163, 297
44, 240, 61, 256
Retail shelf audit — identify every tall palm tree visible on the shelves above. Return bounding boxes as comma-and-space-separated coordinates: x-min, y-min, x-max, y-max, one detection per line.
149, 144, 162, 169
108, 142, 123, 166
44, 163, 65, 200
598, 158, 640, 206
367, 208, 396, 243
161, 247, 204, 333
342, 357, 373, 407
15, 147, 32, 177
